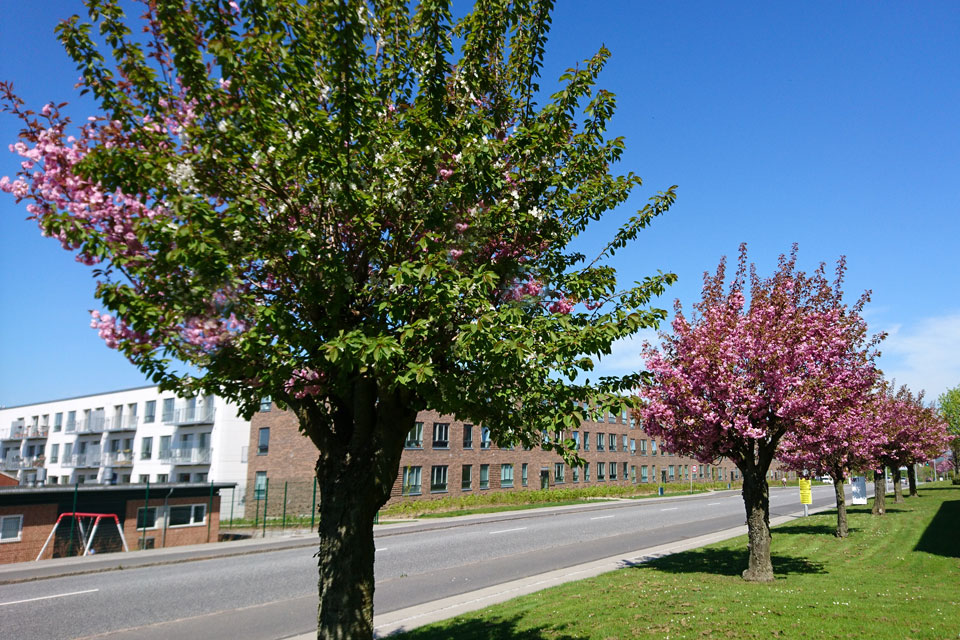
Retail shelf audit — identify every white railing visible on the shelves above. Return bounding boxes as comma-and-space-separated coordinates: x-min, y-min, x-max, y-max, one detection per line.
101, 451, 135, 467
104, 415, 140, 431
77, 417, 107, 434
2, 455, 21, 471
61, 453, 102, 468
171, 406, 216, 425
159, 447, 212, 464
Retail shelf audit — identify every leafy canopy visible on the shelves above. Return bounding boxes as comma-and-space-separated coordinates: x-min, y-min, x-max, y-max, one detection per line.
2, 0, 676, 454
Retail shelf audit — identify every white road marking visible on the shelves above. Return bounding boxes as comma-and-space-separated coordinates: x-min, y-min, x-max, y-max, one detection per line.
489, 527, 527, 534
707, 502, 723, 506
661, 507, 679, 511
0, 588, 99, 607
376, 547, 388, 552
590, 515, 615, 520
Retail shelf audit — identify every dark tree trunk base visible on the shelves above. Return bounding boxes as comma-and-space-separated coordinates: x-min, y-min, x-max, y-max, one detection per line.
892, 467, 904, 504
833, 476, 848, 538
741, 470, 774, 582
907, 465, 918, 497
872, 468, 886, 516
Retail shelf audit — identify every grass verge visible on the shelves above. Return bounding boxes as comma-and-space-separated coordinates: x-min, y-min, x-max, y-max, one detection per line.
395, 483, 960, 640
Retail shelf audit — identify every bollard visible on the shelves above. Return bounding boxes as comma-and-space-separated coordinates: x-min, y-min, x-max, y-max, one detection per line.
658, 486, 664, 496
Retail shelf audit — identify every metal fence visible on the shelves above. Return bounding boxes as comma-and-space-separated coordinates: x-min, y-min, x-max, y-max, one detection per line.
221, 478, 322, 534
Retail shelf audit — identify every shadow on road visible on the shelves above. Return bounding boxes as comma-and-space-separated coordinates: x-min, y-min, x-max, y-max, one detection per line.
624, 547, 826, 578
392, 615, 578, 640
914, 500, 960, 558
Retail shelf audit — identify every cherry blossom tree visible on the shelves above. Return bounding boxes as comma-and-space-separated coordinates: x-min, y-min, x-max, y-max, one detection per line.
1, 1, 677, 637
639, 245, 880, 581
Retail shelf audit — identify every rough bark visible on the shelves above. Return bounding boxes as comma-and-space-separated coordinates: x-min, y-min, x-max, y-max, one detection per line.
872, 467, 886, 515
907, 464, 918, 497
832, 475, 848, 538
302, 381, 419, 640
892, 466, 904, 503
740, 468, 774, 582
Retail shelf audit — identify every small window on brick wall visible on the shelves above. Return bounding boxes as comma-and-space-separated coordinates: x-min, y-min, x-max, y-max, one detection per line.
0, 515, 23, 542
258, 428, 270, 455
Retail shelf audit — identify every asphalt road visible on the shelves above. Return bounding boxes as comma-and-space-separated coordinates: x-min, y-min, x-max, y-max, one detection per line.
0, 483, 845, 639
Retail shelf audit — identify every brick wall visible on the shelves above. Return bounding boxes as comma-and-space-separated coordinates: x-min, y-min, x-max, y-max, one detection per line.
123, 495, 221, 549
244, 406, 768, 517
0, 503, 58, 564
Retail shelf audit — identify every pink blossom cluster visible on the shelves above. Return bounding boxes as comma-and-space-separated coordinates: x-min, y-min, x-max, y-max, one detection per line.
284, 368, 324, 399
548, 296, 573, 314
180, 314, 245, 351
504, 277, 543, 301
639, 246, 880, 466
89, 310, 153, 350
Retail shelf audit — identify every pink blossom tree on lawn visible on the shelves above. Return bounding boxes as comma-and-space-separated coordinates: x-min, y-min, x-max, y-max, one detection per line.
1, 1, 677, 637
639, 245, 880, 581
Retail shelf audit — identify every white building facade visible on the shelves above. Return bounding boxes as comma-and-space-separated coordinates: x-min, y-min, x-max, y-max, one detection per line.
0, 386, 250, 515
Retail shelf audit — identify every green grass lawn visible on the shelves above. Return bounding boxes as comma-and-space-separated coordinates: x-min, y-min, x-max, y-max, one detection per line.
395, 483, 960, 640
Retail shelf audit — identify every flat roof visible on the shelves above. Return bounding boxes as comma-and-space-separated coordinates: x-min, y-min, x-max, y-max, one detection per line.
0, 482, 236, 496
0, 385, 159, 411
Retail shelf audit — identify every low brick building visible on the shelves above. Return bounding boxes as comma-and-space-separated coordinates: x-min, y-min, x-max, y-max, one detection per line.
0, 483, 230, 564
245, 403, 773, 519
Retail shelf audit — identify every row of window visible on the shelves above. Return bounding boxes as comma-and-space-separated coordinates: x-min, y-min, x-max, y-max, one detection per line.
137, 503, 207, 530
9, 433, 212, 465
405, 422, 493, 449
43, 471, 207, 485
401, 462, 740, 494
10, 396, 214, 435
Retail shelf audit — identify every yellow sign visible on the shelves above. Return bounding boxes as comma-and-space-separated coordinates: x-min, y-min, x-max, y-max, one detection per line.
798, 478, 812, 504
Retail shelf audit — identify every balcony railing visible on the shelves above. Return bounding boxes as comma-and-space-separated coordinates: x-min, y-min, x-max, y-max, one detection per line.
158, 447, 212, 465
102, 451, 135, 467
3, 423, 24, 440
171, 407, 216, 426
61, 453, 102, 468
24, 426, 49, 439
2, 455, 21, 471
77, 417, 107, 434
104, 415, 140, 432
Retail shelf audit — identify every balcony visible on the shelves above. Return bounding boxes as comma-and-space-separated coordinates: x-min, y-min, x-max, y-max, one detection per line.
24, 425, 49, 439
102, 451, 135, 467
159, 447, 212, 465
3, 422, 25, 440
171, 407, 216, 426
77, 417, 107, 434
62, 453, 102, 468
104, 415, 140, 432
2, 455, 21, 471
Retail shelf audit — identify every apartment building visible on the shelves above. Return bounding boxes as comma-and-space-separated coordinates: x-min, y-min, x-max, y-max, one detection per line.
246, 401, 750, 517
0, 386, 250, 516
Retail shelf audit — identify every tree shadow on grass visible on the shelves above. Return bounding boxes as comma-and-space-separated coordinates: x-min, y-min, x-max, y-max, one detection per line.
772, 524, 860, 536
847, 506, 908, 515
623, 547, 826, 578
390, 614, 579, 640
914, 500, 960, 558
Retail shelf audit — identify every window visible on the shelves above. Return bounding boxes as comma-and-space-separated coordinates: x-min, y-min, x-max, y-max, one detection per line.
623, 462, 628, 479
1, 515, 23, 542
584, 462, 591, 482
609, 434, 616, 452
432, 423, 449, 449
669, 465, 675, 481
54, 413, 63, 432
141, 437, 153, 460
157, 474, 169, 483
159, 435, 171, 457
630, 465, 636, 483
572, 431, 580, 450
597, 432, 604, 451
623, 435, 628, 451
196, 472, 207, 483
480, 427, 492, 449
137, 507, 158, 530
257, 428, 270, 455
66, 411, 76, 432
630, 439, 636, 455
554, 463, 565, 483
139, 474, 150, 483
169, 504, 206, 527
402, 466, 422, 495
641, 465, 649, 482
598, 462, 606, 481
609, 462, 618, 481
608, 410, 616, 424
501, 464, 514, 488
431, 465, 448, 492
583, 431, 589, 451
162, 398, 175, 423
522, 463, 528, 487
178, 473, 191, 483
49, 443, 59, 464
640, 439, 647, 455
650, 440, 657, 456
254, 471, 267, 499
463, 424, 473, 449
479, 464, 489, 489
62, 442, 73, 461
572, 466, 580, 482
259, 397, 272, 412
405, 422, 423, 448
461, 465, 472, 490
144, 401, 156, 423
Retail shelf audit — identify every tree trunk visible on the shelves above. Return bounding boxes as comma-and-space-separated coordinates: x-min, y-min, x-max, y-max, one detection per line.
832, 476, 848, 538
892, 466, 903, 503
907, 464, 918, 497
740, 468, 774, 582
301, 381, 419, 640
872, 467, 886, 515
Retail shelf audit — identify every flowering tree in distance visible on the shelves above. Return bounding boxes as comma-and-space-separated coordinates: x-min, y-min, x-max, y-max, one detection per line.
1, 1, 677, 637
640, 245, 880, 581
938, 385, 960, 477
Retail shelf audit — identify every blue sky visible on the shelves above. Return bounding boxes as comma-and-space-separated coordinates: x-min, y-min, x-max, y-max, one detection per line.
1, 1, 959, 406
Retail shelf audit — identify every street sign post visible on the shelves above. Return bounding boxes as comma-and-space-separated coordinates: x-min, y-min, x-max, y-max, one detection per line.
798, 478, 812, 516
690, 465, 697, 493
